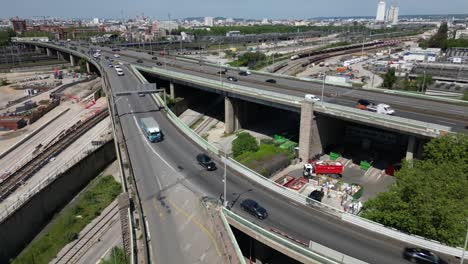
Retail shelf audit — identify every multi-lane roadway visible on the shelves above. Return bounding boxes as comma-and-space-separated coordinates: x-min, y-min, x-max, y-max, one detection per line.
99, 50, 450, 264
105, 46, 468, 132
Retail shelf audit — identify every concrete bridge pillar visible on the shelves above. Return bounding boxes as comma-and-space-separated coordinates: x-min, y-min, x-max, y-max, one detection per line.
46, 48, 52, 56
57, 51, 64, 60
169, 81, 175, 99
86, 61, 91, 73
298, 101, 322, 161
406, 135, 416, 161
225, 96, 235, 134
70, 54, 75, 67
35, 46, 41, 53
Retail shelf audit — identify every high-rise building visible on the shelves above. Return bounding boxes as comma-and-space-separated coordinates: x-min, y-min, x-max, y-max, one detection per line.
10, 18, 27, 33
375, 0, 386, 22
387, 6, 399, 25
204, 17, 214, 27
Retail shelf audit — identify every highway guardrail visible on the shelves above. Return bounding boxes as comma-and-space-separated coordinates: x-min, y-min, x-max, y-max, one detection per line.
130, 63, 467, 260
174, 55, 468, 105
21, 42, 465, 260
133, 64, 451, 137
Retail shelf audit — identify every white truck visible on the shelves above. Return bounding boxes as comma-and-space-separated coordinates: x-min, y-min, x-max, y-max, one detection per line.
357, 100, 395, 115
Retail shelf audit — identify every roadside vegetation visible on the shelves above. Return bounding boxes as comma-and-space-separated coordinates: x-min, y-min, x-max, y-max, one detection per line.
232, 133, 294, 177
13, 175, 122, 264
361, 134, 468, 247
419, 22, 468, 50
463, 91, 468, 101
228, 51, 286, 70
99, 246, 128, 264
0, 28, 16, 46
382, 68, 434, 92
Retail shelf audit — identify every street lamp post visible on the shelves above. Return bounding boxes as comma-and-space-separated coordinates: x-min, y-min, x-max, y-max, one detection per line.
223, 152, 228, 207
321, 73, 326, 105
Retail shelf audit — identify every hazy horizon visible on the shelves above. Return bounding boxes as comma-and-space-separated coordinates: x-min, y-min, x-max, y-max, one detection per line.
1, 0, 468, 20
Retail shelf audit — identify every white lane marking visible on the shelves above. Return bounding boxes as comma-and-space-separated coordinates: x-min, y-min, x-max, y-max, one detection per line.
132, 116, 177, 172
437, 120, 456, 125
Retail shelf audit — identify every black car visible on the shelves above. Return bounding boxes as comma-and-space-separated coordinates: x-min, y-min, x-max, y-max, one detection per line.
265, 79, 276, 84
151, 56, 158, 60
357, 99, 371, 107
156, 62, 163, 66
196, 153, 217, 171
308, 190, 325, 202
402, 248, 446, 264
136, 59, 143, 63
112, 48, 120, 51
227, 76, 238, 82
240, 199, 268, 219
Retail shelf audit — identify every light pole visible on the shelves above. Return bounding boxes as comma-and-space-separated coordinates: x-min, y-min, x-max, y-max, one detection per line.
461, 220, 468, 264
321, 73, 326, 105
223, 152, 228, 207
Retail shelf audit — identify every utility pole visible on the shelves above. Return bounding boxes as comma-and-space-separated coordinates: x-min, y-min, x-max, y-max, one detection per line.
321, 73, 326, 104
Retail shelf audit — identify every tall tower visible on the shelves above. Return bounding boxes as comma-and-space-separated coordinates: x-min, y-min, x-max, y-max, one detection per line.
388, 6, 399, 24
376, 0, 386, 22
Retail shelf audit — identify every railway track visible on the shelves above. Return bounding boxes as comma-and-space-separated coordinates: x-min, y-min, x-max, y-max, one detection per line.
0, 109, 109, 202
51, 202, 119, 264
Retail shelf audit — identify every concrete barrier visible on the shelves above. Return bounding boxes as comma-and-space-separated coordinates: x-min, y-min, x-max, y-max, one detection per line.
0, 141, 116, 263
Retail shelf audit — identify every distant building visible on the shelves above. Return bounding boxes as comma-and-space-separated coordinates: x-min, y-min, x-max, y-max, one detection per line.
10, 18, 27, 33
226, 30, 241, 37
261, 18, 269, 25
403, 48, 440, 62
92, 18, 100, 25
204, 17, 214, 27
387, 6, 399, 25
455, 29, 468, 39
375, 1, 386, 22
158, 21, 179, 32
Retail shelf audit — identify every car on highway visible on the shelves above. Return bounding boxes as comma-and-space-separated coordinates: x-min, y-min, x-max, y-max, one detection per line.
265, 79, 276, 84
108, 64, 113, 68
196, 154, 217, 171
112, 48, 120, 51
156, 62, 163, 66
227, 76, 238, 82
151, 56, 158, 60
116, 70, 124, 76
136, 59, 143, 63
240, 199, 268, 220
305, 94, 321, 102
402, 248, 446, 263
239, 70, 251, 76
114, 54, 120, 58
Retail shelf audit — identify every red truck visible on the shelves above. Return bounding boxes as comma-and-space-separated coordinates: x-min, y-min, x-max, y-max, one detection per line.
303, 160, 344, 178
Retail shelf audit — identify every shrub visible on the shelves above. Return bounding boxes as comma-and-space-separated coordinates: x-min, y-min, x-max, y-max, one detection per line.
232, 132, 259, 158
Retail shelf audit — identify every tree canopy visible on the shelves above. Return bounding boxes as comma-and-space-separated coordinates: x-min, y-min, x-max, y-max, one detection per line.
383, 68, 396, 89
361, 134, 468, 246
232, 132, 259, 158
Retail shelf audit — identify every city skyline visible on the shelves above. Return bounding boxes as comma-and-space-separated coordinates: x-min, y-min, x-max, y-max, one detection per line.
1, 0, 468, 20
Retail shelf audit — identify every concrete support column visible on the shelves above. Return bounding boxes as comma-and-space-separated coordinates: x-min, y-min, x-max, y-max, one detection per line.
35, 46, 40, 53
46, 48, 52, 56
86, 61, 91, 73
169, 81, 175, 99
225, 96, 235, 134
406, 135, 416, 161
298, 101, 322, 162
70, 55, 75, 67
57, 51, 64, 60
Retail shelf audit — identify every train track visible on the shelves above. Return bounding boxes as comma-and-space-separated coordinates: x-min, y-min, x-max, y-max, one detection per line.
51, 202, 120, 264
0, 109, 109, 202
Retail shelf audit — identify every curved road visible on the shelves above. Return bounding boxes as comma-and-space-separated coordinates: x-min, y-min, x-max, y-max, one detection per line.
103, 57, 433, 264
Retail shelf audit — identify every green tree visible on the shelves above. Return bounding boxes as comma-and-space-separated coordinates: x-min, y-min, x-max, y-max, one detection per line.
361, 134, 468, 246
383, 68, 397, 89
100, 247, 128, 264
78, 58, 87, 73
414, 74, 434, 92
426, 22, 448, 50
232, 132, 259, 158
463, 91, 468, 101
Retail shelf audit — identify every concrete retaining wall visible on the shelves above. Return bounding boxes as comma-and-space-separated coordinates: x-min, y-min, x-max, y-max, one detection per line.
0, 140, 116, 263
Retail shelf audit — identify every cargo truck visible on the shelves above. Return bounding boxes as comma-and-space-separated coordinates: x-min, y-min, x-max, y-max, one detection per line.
356, 99, 395, 115
303, 160, 344, 178
140, 117, 163, 142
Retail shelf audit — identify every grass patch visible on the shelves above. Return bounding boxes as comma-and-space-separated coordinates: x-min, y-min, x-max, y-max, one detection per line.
236, 144, 292, 177
99, 246, 128, 264
12, 175, 122, 264
189, 117, 205, 130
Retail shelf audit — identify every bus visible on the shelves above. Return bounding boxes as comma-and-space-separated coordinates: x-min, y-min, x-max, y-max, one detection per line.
140, 117, 163, 142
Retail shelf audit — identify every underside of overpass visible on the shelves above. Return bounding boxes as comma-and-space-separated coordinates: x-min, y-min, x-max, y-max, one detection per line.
231, 225, 302, 264
140, 70, 428, 167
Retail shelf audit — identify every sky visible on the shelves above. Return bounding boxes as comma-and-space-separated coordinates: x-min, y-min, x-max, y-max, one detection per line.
2, 0, 468, 20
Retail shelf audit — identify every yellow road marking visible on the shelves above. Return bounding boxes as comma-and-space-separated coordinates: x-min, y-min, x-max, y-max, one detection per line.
167, 199, 222, 256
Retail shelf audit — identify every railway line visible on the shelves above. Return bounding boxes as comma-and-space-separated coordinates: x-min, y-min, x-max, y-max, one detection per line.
0, 109, 109, 202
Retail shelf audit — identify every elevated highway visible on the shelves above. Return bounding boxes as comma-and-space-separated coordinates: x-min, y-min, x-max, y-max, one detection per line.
17, 41, 468, 264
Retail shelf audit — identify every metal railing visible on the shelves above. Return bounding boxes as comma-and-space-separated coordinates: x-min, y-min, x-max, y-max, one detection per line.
134, 64, 451, 137
130, 64, 467, 260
